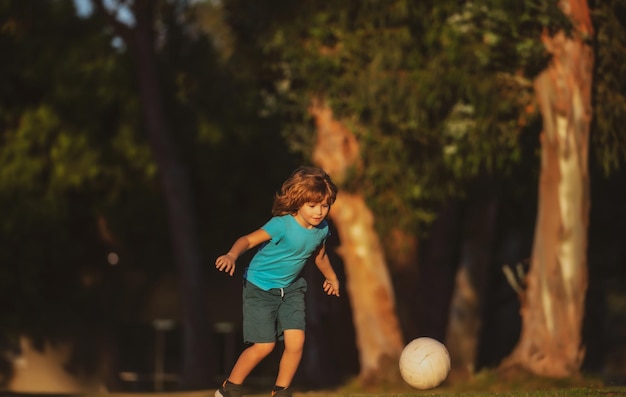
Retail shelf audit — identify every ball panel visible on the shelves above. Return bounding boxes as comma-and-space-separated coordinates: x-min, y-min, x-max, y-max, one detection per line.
398, 337, 450, 390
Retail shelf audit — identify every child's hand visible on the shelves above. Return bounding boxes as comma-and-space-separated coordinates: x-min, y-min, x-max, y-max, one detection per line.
323, 278, 340, 297
215, 253, 237, 276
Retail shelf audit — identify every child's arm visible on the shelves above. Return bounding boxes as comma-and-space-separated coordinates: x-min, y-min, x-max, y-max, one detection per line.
314, 244, 340, 297
215, 229, 271, 276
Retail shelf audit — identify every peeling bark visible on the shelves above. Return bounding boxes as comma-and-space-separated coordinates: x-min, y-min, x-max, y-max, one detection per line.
309, 100, 405, 385
500, 0, 593, 378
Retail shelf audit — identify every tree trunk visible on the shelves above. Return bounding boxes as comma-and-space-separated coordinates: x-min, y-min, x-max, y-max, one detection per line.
446, 179, 499, 377
499, 0, 593, 378
414, 200, 461, 343
126, 1, 213, 388
309, 100, 405, 386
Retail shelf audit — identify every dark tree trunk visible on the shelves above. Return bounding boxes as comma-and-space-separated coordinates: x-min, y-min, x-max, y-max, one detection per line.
446, 179, 499, 377
299, 236, 356, 388
103, 0, 214, 388
414, 200, 462, 343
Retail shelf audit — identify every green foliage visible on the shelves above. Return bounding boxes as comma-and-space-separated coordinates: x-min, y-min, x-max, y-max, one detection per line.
0, 0, 298, 344
0, 0, 163, 352
0, 106, 103, 192
223, 0, 566, 235
591, 0, 626, 174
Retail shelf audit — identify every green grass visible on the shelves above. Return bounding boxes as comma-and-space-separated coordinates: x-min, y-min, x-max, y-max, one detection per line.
87, 370, 626, 397
305, 389, 626, 396
287, 370, 626, 397
102, 384, 625, 396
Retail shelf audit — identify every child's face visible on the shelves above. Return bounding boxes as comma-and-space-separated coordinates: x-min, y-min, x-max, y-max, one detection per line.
294, 201, 330, 229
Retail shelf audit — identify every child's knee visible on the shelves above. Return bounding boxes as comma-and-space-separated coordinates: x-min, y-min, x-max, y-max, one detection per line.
252, 342, 276, 357
283, 331, 305, 353
284, 342, 304, 355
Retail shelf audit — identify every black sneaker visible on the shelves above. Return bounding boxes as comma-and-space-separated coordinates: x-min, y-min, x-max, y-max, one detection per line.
271, 388, 292, 397
215, 380, 243, 397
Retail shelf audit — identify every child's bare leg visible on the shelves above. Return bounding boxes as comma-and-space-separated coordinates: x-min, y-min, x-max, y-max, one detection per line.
275, 329, 305, 388
229, 342, 276, 384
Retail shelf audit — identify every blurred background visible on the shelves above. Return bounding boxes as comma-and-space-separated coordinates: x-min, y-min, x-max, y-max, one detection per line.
0, 0, 624, 393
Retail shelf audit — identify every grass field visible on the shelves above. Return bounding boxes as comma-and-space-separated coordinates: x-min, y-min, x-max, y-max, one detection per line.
101, 371, 626, 397
6, 369, 625, 397
292, 370, 626, 397
94, 386, 626, 397
94, 376, 626, 397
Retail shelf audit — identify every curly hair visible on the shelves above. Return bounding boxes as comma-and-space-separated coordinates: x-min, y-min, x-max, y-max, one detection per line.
272, 166, 338, 216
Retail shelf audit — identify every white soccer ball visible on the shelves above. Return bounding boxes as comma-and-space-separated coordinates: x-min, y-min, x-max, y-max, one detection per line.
399, 337, 450, 390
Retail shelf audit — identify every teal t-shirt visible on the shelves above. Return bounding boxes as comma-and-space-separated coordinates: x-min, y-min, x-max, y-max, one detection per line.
244, 215, 330, 290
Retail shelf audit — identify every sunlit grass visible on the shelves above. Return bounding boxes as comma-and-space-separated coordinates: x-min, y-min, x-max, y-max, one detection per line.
96, 384, 626, 397
289, 370, 624, 397
77, 370, 626, 397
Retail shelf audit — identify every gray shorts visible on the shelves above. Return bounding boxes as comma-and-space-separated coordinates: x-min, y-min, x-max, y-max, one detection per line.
242, 277, 307, 343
